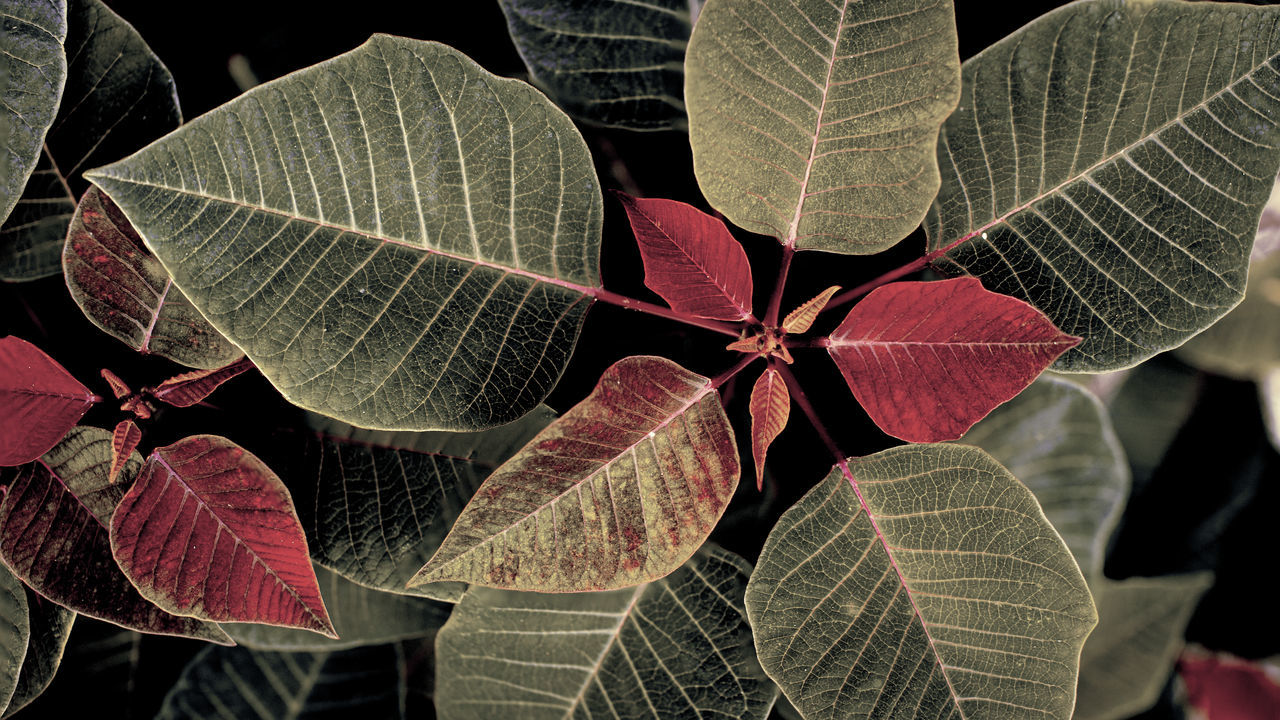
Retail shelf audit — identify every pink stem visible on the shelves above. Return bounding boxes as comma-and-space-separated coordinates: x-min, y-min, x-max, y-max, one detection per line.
776, 364, 843, 463
710, 353, 760, 390
822, 235, 970, 315
763, 246, 795, 328
593, 288, 743, 337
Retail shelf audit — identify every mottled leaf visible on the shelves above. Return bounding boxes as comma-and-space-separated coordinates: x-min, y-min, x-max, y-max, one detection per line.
746, 445, 1096, 720
927, 0, 1280, 371
615, 192, 753, 321
1177, 249, 1280, 379
63, 188, 242, 368
782, 285, 839, 335
0, 563, 27, 714
826, 278, 1079, 443
145, 357, 254, 408
411, 355, 739, 592
109, 419, 140, 484
0, 427, 229, 643
110, 435, 335, 637
0, 336, 98, 466
1, 0, 179, 280
686, 0, 960, 253
749, 367, 788, 490
0, 0, 66, 228
87, 35, 602, 432
436, 546, 777, 720
498, 0, 692, 129
1, 588, 74, 718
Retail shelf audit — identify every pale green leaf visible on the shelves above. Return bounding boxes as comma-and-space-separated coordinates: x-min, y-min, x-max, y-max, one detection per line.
746, 445, 1096, 720
1105, 355, 1200, 491
435, 546, 777, 720
1177, 249, 1280, 379
959, 377, 1129, 577
0, 564, 27, 714
685, 0, 960, 253
0, 589, 74, 718
0, 0, 66, 228
87, 35, 602, 432
928, 0, 1280, 372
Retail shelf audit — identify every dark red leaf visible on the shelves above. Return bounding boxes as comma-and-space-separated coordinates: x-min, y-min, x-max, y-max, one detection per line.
1181, 651, 1280, 720
99, 368, 131, 400
749, 368, 789, 490
826, 277, 1080, 443
782, 285, 840, 335
109, 420, 141, 484
110, 434, 336, 637
0, 336, 99, 466
614, 192, 753, 322
145, 357, 254, 408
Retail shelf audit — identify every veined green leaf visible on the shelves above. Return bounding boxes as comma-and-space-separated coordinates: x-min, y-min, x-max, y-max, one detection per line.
686, 0, 960, 253
435, 546, 777, 720
927, 0, 1280, 371
0, 564, 27, 714
1, 589, 74, 718
0, 0, 66, 228
87, 35, 603, 431
746, 445, 1096, 720
1177, 248, 1280, 379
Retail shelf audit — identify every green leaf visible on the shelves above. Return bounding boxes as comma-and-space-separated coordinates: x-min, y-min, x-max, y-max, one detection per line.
1177, 249, 1280, 379
222, 564, 449, 651
435, 546, 778, 720
1105, 355, 1200, 491
0, 0, 66, 228
410, 356, 740, 592
1, 589, 74, 718
927, 0, 1280, 372
685, 0, 960, 253
1075, 573, 1213, 720
498, 0, 692, 130
959, 377, 1129, 577
87, 34, 603, 432
1, 0, 180, 280
746, 445, 1096, 720
0, 564, 28, 714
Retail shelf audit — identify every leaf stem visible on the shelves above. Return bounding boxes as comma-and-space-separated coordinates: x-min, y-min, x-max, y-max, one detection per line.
710, 353, 759, 390
776, 364, 843, 463
592, 288, 743, 337
764, 246, 795, 327
822, 235, 969, 315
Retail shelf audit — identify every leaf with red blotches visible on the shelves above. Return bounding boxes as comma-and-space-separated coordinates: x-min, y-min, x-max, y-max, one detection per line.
99, 368, 131, 400
0, 337, 99, 466
145, 357, 254, 408
1181, 651, 1280, 720
109, 420, 141, 484
409, 356, 740, 592
110, 435, 336, 637
782, 286, 840, 335
62, 187, 243, 370
826, 277, 1080, 443
615, 193, 753, 322
748, 368, 789, 490
0, 427, 230, 644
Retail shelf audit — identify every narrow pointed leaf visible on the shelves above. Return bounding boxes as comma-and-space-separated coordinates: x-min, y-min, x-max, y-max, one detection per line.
87, 35, 603, 432
497, 0, 692, 129
748, 446, 1096, 720
63, 188, 242, 369
927, 0, 1280, 371
749, 367, 789, 490
782, 285, 840, 335
99, 368, 130, 400
827, 277, 1080, 443
1177, 249, 1280, 379
436, 546, 777, 720
145, 357, 254, 408
686, 0, 960, 253
0, 336, 98, 466
0, 589, 73, 718
0, 564, 28, 714
615, 192, 753, 321
110, 435, 335, 637
0, 427, 230, 643
108, 419, 141, 484
0, 0, 66, 228
1, 0, 180, 280
411, 355, 739, 592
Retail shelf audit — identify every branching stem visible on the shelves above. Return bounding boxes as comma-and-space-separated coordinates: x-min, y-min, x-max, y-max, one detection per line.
710, 353, 759, 390
592, 288, 743, 337
777, 364, 843, 463
822, 235, 970, 315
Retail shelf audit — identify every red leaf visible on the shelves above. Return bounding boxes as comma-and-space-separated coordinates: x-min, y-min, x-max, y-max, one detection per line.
109, 420, 141, 484
1181, 652, 1280, 720
749, 368, 789, 490
0, 336, 99, 466
146, 357, 254, 408
826, 277, 1080, 443
109, 434, 336, 637
100, 368, 132, 400
782, 285, 840, 335
615, 192, 753, 321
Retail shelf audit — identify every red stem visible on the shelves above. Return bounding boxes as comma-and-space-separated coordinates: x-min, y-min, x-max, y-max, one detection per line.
763, 246, 795, 328
776, 364, 843, 463
593, 288, 742, 337
710, 353, 759, 390
822, 235, 970, 315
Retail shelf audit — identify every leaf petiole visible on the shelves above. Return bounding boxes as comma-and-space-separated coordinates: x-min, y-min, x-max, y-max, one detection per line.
592, 288, 744, 337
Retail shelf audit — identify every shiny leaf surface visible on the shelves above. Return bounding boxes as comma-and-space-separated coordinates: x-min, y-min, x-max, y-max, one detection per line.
0, 0, 65, 228
0, 336, 98, 466
748, 367, 788, 490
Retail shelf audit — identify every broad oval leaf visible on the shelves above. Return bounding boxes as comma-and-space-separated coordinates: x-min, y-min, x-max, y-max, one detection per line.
1177, 248, 1280, 379
0, 427, 229, 643
685, 0, 960, 253
410, 355, 740, 592
436, 546, 777, 720
1, 0, 179, 280
0, 336, 98, 466
749, 366, 788, 490
63, 188, 242, 368
826, 277, 1080, 443
615, 192, 753, 321
0, 589, 74, 719
927, 0, 1280, 371
87, 35, 603, 432
0, 0, 66, 228
0, 564, 28, 714
746, 445, 1097, 720
109, 435, 335, 637
497, 0, 692, 130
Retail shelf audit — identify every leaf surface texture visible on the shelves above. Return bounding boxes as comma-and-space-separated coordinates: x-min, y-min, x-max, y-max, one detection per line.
0, 0, 66, 228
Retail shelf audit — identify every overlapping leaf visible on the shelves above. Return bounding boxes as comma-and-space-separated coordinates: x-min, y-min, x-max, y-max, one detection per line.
436, 546, 777, 720
0, 336, 98, 466
749, 367, 788, 490
685, 0, 960, 253
746, 445, 1097, 720
1, 589, 74, 718
1, 0, 179, 280
0, 564, 27, 714
0, 0, 66, 228
87, 35, 603, 432
497, 0, 692, 129
927, 0, 1280, 371
411, 355, 739, 592
1177, 248, 1280, 379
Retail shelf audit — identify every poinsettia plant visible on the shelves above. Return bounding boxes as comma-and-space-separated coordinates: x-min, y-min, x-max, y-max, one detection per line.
2, 0, 1278, 718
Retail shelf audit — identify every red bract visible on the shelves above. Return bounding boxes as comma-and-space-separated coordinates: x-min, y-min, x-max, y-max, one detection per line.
1181, 652, 1280, 720
146, 357, 254, 408
109, 420, 141, 484
826, 277, 1080, 443
748, 367, 789, 490
0, 336, 99, 466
